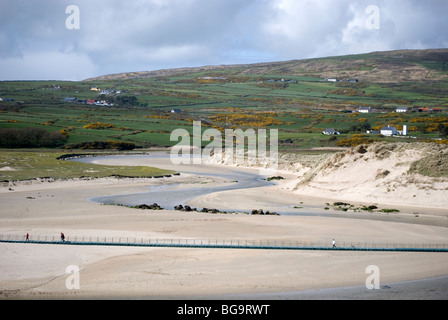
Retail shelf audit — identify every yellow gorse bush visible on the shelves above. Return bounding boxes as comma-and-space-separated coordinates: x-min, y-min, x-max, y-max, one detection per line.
83, 122, 115, 129
336, 134, 374, 147
210, 113, 283, 127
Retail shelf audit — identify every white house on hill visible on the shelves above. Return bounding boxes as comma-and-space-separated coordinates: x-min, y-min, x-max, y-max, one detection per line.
359, 107, 372, 114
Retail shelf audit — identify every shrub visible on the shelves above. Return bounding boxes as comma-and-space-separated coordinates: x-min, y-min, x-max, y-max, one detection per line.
0, 127, 67, 148
83, 122, 115, 129
66, 140, 136, 151
336, 135, 374, 147
438, 123, 448, 137
379, 209, 400, 213
210, 113, 283, 127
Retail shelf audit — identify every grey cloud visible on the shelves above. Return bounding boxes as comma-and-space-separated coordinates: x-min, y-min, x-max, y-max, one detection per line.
0, 0, 446, 80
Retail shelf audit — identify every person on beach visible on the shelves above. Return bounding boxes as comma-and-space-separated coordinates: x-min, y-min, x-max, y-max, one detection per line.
26, 233, 29, 242
332, 239, 336, 248
61, 232, 65, 242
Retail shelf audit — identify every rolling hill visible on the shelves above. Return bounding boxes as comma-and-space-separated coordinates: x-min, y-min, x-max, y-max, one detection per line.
85, 48, 448, 83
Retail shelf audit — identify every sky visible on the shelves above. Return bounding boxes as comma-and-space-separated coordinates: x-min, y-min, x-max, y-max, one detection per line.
0, 0, 447, 81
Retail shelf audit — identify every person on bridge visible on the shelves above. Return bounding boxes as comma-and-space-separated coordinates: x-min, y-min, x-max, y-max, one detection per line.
61, 233, 65, 242
332, 239, 336, 248
26, 233, 29, 242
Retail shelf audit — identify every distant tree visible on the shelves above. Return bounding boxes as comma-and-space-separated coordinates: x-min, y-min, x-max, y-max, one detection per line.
0, 128, 67, 148
112, 95, 139, 107
66, 140, 136, 151
23, 128, 47, 147
0, 128, 19, 147
350, 122, 372, 133
439, 123, 448, 137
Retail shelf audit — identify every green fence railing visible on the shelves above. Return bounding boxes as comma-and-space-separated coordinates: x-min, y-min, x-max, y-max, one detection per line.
1, 234, 448, 252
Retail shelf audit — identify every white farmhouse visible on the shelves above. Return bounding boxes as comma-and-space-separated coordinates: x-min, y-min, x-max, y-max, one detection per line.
359, 107, 372, 114
381, 125, 398, 136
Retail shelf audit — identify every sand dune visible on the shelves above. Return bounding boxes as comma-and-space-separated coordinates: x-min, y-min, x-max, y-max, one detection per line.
293, 142, 448, 209
204, 142, 448, 210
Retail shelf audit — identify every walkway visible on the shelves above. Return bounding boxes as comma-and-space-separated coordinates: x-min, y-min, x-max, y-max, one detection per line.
2, 235, 448, 252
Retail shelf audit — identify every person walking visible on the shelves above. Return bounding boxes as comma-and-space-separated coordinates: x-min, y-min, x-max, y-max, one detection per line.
61, 232, 65, 242
332, 239, 336, 248
26, 233, 29, 242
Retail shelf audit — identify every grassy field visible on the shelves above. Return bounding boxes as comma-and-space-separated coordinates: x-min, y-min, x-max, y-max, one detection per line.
0, 150, 175, 181
1, 49, 447, 152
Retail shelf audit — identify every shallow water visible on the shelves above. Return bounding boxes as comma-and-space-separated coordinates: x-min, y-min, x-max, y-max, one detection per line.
74, 154, 276, 211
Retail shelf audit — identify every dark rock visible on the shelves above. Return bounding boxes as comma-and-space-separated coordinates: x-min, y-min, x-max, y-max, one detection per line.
135, 203, 163, 210
149, 203, 162, 210
267, 176, 284, 181
333, 202, 350, 206
135, 204, 151, 210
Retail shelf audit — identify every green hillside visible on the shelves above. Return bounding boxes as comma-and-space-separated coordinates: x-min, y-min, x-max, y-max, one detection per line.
1, 49, 447, 151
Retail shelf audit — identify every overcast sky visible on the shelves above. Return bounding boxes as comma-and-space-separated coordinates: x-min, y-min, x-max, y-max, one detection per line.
1, 0, 447, 81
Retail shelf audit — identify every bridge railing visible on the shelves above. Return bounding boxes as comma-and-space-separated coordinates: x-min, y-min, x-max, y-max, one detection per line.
1, 234, 448, 251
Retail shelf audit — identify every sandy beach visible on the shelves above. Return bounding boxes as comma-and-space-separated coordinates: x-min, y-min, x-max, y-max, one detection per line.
1, 151, 448, 300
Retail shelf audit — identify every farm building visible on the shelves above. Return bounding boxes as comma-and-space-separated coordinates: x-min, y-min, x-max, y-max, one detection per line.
381, 125, 398, 136
359, 107, 372, 114
322, 128, 340, 135
396, 107, 408, 113
95, 101, 110, 106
